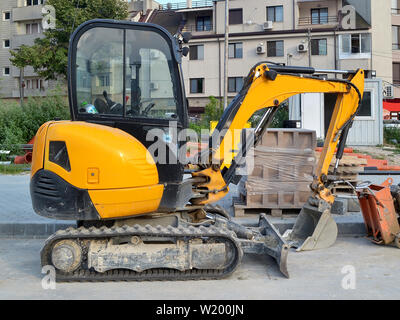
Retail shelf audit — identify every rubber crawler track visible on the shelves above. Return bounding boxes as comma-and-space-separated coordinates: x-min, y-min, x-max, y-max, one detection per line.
41, 224, 243, 282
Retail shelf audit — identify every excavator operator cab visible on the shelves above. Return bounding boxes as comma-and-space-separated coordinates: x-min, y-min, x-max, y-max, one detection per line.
69, 20, 187, 123
68, 20, 189, 199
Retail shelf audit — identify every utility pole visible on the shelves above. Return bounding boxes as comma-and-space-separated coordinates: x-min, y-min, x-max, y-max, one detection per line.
223, 0, 229, 110
19, 67, 24, 107
307, 28, 312, 67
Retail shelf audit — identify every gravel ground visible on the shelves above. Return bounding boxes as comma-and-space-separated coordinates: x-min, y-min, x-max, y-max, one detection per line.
353, 146, 400, 165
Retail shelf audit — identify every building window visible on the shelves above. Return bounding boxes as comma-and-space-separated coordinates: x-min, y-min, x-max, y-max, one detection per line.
196, 16, 211, 31
3, 67, 10, 76
311, 8, 328, 24
339, 33, 371, 58
393, 0, 400, 14
228, 42, 243, 59
190, 78, 204, 93
3, 39, 10, 48
25, 78, 46, 90
356, 91, 373, 118
393, 63, 400, 85
311, 39, 327, 55
267, 40, 284, 57
267, 6, 283, 22
393, 25, 400, 50
26, 0, 44, 6
3, 11, 11, 21
229, 9, 243, 25
228, 77, 244, 93
189, 45, 204, 60
26, 23, 41, 34
98, 74, 110, 87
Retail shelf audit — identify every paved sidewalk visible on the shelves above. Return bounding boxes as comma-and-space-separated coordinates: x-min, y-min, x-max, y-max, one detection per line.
0, 174, 73, 237
0, 237, 399, 300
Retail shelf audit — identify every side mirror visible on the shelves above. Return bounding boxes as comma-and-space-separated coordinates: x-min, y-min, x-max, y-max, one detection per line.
182, 32, 192, 44
182, 47, 189, 57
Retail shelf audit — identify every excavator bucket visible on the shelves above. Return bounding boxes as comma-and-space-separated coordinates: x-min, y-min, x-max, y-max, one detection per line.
285, 200, 338, 251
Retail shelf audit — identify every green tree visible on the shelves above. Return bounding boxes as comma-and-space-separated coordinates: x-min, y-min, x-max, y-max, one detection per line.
10, 0, 128, 80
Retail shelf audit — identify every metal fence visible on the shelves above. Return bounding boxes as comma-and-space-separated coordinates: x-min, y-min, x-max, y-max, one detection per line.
161, 0, 213, 10
298, 16, 339, 26
182, 23, 213, 33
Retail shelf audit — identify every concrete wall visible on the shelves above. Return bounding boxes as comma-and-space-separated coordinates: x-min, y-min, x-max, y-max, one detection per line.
215, 0, 295, 34
180, 0, 396, 112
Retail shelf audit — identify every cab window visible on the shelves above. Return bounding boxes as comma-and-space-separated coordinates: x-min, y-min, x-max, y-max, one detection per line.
75, 26, 179, 120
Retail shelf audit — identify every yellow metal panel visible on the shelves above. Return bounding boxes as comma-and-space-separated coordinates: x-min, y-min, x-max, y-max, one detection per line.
43, 121, 159, 190
89, 184, 164, 219
210, 121, 251, 169
31, 122, 51, 177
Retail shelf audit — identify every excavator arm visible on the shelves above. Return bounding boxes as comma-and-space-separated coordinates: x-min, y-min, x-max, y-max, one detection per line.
191, 62, 364, 251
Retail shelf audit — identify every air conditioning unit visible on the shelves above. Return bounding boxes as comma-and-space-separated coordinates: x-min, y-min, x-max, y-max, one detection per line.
384, 85, 394, 99
256, 43, 265, 54
150, 82, 159, 90
263, 21, 273, 30
297, 43, 308, 53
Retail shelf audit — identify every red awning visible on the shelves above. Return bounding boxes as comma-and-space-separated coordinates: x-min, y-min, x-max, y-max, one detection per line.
383, 100, 400, 112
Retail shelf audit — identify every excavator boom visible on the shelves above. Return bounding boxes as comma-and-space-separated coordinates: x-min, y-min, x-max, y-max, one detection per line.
192, 63, 364, 251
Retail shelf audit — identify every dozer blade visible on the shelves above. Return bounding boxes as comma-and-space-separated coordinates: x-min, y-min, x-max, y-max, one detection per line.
284, 201, 338, 251
258, 213, 290, 278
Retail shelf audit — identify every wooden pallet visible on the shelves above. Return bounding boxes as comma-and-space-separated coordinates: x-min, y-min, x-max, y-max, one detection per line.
233, 204, 302, 217
330, 180, 359, 195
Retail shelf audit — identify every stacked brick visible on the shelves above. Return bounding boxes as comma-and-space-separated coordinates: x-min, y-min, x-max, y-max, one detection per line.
315, 153, 367, 194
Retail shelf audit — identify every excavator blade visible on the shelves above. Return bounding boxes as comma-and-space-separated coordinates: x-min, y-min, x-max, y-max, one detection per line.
284, 201, 338, 251
258, 213, 290, 277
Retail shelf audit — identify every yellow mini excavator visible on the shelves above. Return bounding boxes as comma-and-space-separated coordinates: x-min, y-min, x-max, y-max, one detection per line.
30, 20, 364, 281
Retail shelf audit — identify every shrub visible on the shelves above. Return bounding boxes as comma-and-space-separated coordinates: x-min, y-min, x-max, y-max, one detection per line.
0, 95, 70, 153
189, 96, 224, 136
384, 127, 400, 145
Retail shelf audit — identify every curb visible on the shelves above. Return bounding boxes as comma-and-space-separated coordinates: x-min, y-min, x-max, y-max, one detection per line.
0, 213, 366, 238
233, 213, 366, 237
0, 222, 74, 238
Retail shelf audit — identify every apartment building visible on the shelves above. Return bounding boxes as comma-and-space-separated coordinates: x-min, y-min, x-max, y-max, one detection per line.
0, 0, 56, 99
155, 0, 389, 111
392, 1, 400, 96
134, 0, 390, 145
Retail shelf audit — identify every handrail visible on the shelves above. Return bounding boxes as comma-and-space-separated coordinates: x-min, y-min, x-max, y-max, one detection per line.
161, 0, 213, 10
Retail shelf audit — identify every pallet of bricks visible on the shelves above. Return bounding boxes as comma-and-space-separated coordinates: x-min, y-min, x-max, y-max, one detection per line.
315, 152, 367, 195
235, 129, 317, 217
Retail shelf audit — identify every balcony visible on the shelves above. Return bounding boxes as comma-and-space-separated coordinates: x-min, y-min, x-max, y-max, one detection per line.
161, 0, 213, 10
393, 8, 400, 15
12, 5, 43, 22
11, 34, 44, 50
298, 15, 339, 26
182, 23, 213, 33
12, 88, 47, 98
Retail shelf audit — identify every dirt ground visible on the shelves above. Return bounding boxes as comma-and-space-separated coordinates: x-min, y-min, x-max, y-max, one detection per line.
353, 145, 400, 166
